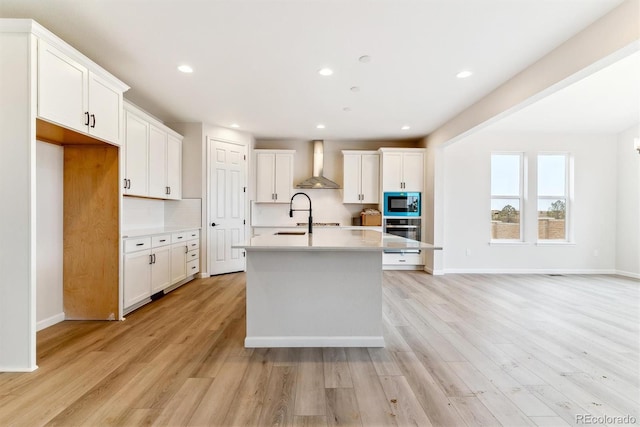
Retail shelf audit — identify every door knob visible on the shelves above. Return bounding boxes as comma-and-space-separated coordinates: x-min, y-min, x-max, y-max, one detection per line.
211, 223, 217, 227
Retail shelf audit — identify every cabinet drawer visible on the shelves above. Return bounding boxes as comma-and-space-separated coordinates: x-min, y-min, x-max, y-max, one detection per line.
383, 252, 423, 265
172, 232, 188, 243
187, 249, 199, 261
186, 240, 200, 251
187, 259, 200, 275
124, 237, 151, 253
186, 230, 200, 240
152, 234, 171, 248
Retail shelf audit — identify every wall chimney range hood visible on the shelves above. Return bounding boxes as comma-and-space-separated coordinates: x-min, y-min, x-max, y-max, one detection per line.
296, 140, 340, 189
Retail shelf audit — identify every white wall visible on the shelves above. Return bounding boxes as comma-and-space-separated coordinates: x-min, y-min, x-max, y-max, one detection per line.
0, 31, 37, 371
442, 131, 618, 273
35, 142, 64, 330
616, 124, 640, 278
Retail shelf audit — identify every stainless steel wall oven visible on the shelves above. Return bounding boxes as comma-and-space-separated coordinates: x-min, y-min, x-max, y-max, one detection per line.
384, 218, 422, 257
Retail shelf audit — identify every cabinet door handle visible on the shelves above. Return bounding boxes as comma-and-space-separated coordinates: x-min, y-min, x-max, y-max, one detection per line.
136, 243, 144, 246
84, 112, 90, 126
90, 114, 96, 128
124, 179, 128, 189
159, 239, 166, 242
149, 254, 153, 265
152, 254, 156, 264
168, 186, 171, 195
184, 246, 188, 254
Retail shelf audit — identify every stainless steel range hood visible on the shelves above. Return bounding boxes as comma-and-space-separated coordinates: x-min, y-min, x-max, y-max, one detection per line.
296, 140, 340, 189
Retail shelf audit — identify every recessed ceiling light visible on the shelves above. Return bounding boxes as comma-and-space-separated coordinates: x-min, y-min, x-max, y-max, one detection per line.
178, 64, 193, 73
350, 86, 360, 92
401, 125, 411, 130
456, 70, 472, 79
343, 107, 351, 112
318, 68, 333, 76
359, 55, 371, 63
316, 124, 326, 129
230, 123, 240, 128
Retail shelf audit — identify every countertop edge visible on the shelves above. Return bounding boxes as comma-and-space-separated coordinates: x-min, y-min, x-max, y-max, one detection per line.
122, 226, 201, 239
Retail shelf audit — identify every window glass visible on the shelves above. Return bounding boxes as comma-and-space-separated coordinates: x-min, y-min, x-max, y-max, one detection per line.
538, 154, 568, 241
491, 154, 522, 240
491, 154, 520, 196
538, 155, 566, 196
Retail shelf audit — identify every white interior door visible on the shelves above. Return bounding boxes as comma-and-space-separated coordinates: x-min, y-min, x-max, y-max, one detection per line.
208, 139, 246, 275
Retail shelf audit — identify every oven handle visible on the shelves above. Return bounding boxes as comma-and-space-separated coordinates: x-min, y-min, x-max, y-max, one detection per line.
385, 225, 418, 229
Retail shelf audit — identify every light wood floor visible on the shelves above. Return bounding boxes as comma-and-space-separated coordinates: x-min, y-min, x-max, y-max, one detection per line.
0, 272, 638, 426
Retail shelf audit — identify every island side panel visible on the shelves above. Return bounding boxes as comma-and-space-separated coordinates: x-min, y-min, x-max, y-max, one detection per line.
245, 250, 384, 347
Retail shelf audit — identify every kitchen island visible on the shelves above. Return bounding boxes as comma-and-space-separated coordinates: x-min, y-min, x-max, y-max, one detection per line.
233, 228, 439, 348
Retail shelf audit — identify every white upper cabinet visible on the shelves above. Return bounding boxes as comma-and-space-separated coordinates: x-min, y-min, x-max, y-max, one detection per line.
166, 133, 182, 200
148, 125, 168, 199
342, 151, 380, 204
123, 101, 183, 200
87, 72, 122, 143
37, 40, 123, 145
123, 111, 149, 196
255, 150, 294, 203
379, 148, 425, 192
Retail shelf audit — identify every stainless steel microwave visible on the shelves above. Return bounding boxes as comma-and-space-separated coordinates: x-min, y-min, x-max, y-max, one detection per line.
383, 192, 421, 217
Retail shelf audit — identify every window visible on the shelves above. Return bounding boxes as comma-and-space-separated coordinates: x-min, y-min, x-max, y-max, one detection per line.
491, 153, 523, 240
537, 154, 568, 241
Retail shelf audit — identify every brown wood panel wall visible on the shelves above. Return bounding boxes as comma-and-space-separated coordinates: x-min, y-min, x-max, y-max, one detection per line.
63, 145, 120, 319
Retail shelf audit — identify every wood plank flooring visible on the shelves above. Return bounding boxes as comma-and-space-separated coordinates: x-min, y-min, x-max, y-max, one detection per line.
1, 272, 638, 426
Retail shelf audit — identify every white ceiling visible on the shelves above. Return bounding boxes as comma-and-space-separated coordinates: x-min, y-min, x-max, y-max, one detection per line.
0, 0, 632, 140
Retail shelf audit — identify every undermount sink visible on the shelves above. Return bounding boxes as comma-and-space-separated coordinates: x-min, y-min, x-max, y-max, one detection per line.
274, 231, 306, 236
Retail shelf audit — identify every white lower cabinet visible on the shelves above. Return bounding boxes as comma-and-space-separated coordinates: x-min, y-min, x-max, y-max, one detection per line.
150, 243, 171, 294
383, 251, 424, 268
123, 248, 152, 309
170, 242, 188, 284
123, 229, 200, 313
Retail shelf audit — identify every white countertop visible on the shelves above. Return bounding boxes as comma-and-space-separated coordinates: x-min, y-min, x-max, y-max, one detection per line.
234, 228, 441, 252
251, 224, 380, 229
122, 226, 201, 239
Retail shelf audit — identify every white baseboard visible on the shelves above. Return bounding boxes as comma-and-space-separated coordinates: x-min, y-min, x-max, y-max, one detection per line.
245, 336, 385, 348
0, 364, 38, 372
197, 272, 208, 279
615, 270, 640, 280
36, 312, 65, 331
423, 266, 444, 275
442, 268, 618, 275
